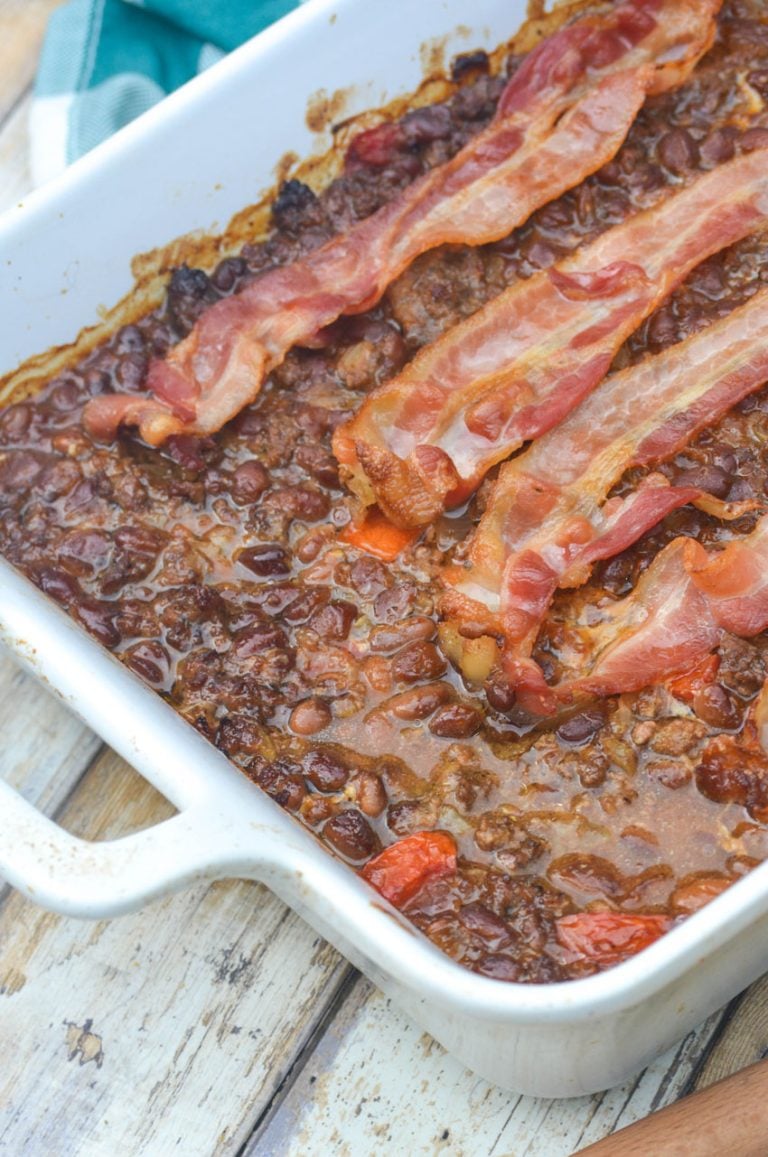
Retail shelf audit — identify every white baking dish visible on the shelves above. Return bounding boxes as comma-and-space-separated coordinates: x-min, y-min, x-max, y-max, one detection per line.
2, 0, 768, 1099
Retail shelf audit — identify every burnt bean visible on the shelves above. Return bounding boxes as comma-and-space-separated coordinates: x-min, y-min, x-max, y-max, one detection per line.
429, 703, 482, 738
238, 543, 292, 577
391, 640, 447, 684
322, 810, 379, 862
308, 599, 357, 640
230, 460, 269, 505
657, 128, 699, 174
451, 49, 489, 82
254, 758, 306, 811
302, 749, 350, 791
289, 697, 331, 735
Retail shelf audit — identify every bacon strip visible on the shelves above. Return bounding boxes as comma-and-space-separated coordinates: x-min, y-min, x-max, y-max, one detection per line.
83, 0, 720, 446
337, 147, 768, 527
517, 515, 768, 714
441, 287, 768, 691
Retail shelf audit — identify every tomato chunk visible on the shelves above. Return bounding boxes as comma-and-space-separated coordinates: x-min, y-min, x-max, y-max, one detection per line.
361, 830, 457, 908
341, 508, 420, 562
555, 911, 672, 967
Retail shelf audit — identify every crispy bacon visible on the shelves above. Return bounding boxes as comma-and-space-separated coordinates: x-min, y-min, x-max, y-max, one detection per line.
82, 0, 720, 446
337, 147, 768, 526
518, 515, 768, 714
441, 288, 768, 696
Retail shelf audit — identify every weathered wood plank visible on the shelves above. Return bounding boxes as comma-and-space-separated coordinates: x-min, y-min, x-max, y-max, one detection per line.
690, 976, 768, 1092
0, 645, 101, 812
0, 1, 64, 126
249, 976, 727, 1157
0, 747, 354, 1156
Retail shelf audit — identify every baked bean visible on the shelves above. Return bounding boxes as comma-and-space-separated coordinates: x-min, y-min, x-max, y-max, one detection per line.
302, 749, 350, 791
350, 770, 387, 817
230, 461, 269, 505
657, 128, 699, 174
381, 682, 452, 721
253, 758, 306, 811
391, 640, 446, 683
122, 640, 171, 687
238, 543, 292, 577
429, 703, 482, 738
322, 810, 379, 862
289, 697, 332, 735
556, 708, 608, 746
308, 600, 357, 640
369, 615, 436, 653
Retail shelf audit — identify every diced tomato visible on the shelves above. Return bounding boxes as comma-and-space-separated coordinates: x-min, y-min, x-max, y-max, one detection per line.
555, 911, 672, 967
666, 653, 720, 703
361, 830, 457, 908
341, 508, 420, 562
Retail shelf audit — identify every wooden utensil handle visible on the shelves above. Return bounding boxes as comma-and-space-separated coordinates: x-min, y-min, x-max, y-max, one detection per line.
575, 1059, 768, 1156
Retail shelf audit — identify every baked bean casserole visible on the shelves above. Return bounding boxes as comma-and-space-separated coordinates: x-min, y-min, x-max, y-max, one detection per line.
4, 0, 768, 983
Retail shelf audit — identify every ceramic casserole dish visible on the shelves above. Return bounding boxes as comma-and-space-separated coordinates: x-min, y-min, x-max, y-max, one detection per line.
2, 0, 768, 1098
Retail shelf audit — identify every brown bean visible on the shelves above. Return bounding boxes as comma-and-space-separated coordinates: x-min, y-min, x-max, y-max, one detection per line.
369, 615, 436, 653
739, 127, 768, 154
674, 464, 732, 499
391, 640, 446, 683
381, 682, 452, 721
657, 128, 699, 174
350, 770, 387, 817
122, 640, 171, 687
556, 708, 607, 746
302, 749, 350, 792
322, 810, 379, 862
289, 697, 331, 736
253, 758, 306, 811
238, 543, 292, 577
484, 670, 516, 714
429, 703, 482, 738
230, 460, 269, 505
700, 127, 736, 167
308, 599, 357, 640
692, 683, 740, 730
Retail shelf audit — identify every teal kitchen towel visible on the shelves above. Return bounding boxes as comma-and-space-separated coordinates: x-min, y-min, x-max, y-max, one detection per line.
31, 0, 304, 184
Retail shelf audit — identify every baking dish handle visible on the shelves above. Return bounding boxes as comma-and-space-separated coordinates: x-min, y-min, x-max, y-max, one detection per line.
0, 776, 266, 917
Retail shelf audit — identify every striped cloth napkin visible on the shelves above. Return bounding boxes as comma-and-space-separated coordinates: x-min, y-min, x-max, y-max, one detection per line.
31, 0, 304, 185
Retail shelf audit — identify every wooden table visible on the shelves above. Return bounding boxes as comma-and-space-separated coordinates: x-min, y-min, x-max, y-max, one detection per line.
2, 6, 767, 1153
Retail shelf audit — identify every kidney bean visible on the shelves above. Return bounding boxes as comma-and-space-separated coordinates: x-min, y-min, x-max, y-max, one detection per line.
289, 697, 331, 735
458, 903, 513, 946
381, 681, 452, 721
238, 543, 292, 577
308, 599, 357, 640
322, 810, 380, 862
369, 615, 436, 653
59, 529, 112, 577
657, 128, 699, 174
391, 640, 446, 684
484, 670, 516, 714
302, 749, 350, 791
281, 587, 330, 624
350, 770, 387, 817
122, 640, 171, 687
373, 582, 418, 622
349, 556, 392, 598
231, 621, 287, 657
73, 597, 122, 647
556, 708, 608, 746
429, 703, 482, 738
230, 460, 269, 505
37, 566, 82, 605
